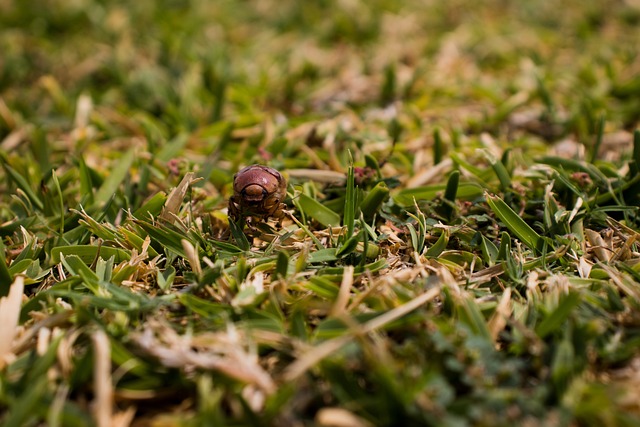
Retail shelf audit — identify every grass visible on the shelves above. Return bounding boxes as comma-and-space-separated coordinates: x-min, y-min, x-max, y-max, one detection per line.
2, 0, 640, 425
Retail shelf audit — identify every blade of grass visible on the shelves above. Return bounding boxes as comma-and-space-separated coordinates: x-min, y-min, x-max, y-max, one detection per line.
77, 156, 95, 205
0, 275, 24, 367
485, 192, 542, 252
441, 170, 459, 220
132, 192, 167, 220
0, 240, 13, 297
2, 162, 44, 211
632, 129, 640, 177
134, 219, 188, 258
344, 162, 356, 237
425, 229, 449, 258
94, 148, 136, 205
229, 219, 250, 251
51, 245, 130, 264
395, 182, 484, 206
286, 212, 324, 251
482, 149, 512, 191
433, 127, 444, 165
157, 265, 176, 291
480, 234, 499, 266
275, 251, 289, 279
336, 231, 361, 258
51, 170, 65, 239
296, 194, 341, 228
535, 291, 581, 338
359, 182, 389, 221
457, 294, 492, 340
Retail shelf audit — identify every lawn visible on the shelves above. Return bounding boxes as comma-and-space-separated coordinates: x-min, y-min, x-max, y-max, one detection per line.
2, 0, 640, 425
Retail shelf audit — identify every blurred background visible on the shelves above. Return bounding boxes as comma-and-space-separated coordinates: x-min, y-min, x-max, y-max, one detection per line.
2, 0, 639, 129
1, 0, 640, 202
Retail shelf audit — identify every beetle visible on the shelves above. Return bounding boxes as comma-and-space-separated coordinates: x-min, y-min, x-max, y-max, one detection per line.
228, 164, 287, 225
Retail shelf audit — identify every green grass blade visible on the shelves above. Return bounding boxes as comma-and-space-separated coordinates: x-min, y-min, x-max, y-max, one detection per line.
536, 291, 581, 338
0, 240, 12, 297
457, 295, 492, 340
425, 229, 448, 258
344, 163, 356, 237
308, 248, 338, 264
134, 220, 188, 258
631, 129, 640, 177
2, 163, 44, 211
132, 192, 167, 220
94, 148, 136, 205
441, 170, 459, 220
50, 245, 130, 264
50, 170, 65, 238
480, 234, 499, 266
483, 149, 512, 191
307, 276, 340, 299
77, 156, 95, 205
407, 223, 421, 254
433, 127, 444, 165
229, 218, 250, 251
297, 194, 341, 228
359, 181, 389, 221
275, 251, 289, 279
336, 230, 361, 258
485, 192, 541, 252
395, 183, 484, 206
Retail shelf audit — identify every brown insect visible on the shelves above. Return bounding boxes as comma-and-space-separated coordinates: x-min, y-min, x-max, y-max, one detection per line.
228, 164, 287, 225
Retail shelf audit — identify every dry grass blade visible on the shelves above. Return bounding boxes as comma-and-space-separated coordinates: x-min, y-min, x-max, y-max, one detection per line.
1, 127, 29, 151
488, 287, 512, 344
134, 321, 275, 395
600, 264, 640, 301
585, 229, 612, 263
0, 275, 24, 369
316, 407, 375, 427
92, 329, 113, 427
470, 264, 505, 284
181, 239, 202, 276
111, 408, 136, 427
330, 265, 354, 317
159, 172, 199, 223
406, 158, 453, 188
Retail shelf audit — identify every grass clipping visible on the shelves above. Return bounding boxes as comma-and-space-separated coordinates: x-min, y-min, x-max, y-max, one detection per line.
0, 276, 24, 369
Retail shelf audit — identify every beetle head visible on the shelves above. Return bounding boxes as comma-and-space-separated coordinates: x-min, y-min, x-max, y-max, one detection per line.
241, 184, 268, 204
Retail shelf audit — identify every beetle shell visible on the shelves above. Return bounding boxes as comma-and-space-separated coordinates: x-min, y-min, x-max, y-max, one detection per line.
229, 164, 287, 224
